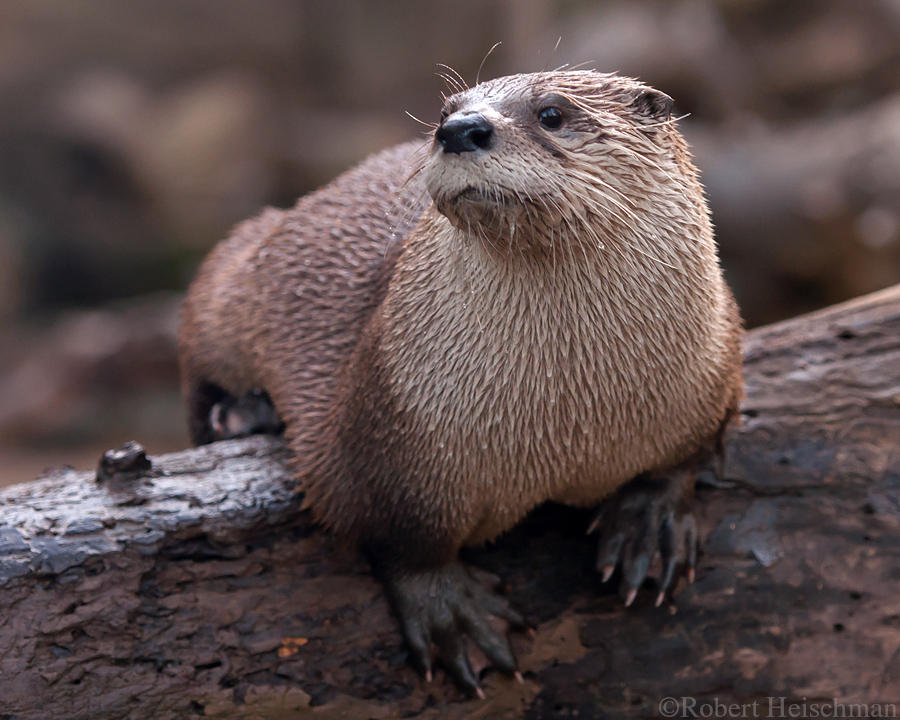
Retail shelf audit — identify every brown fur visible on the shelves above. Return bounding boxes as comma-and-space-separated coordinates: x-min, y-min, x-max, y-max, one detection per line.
178, 71, 743, 570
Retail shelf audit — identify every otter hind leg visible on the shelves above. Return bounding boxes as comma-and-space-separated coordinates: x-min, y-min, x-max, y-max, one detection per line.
209, 389, 284, 441
588, 466, 698, 607
187, 382, 284, 445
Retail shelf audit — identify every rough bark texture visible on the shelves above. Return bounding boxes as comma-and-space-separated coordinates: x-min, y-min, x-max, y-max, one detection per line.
1, 285, 899, 720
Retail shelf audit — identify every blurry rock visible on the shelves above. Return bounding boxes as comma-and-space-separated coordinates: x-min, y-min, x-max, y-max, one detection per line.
547, 0, 755, 122
53, 70, 148, 158
0, 292, 182, 446
0, 200, 25, 326
692, 94, 900, 324
1, 96, 166, 309
720, 0, 900, 115
287, 109, 416, 189
133, 74, 276, 249
856, 206, 899, 251
553, 0, 900, 123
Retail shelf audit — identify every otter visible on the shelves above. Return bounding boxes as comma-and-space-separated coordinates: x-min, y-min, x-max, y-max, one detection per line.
178, 70, 743, 695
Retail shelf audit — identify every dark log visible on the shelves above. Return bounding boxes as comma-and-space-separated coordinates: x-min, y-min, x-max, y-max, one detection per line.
1, 285, 899, 720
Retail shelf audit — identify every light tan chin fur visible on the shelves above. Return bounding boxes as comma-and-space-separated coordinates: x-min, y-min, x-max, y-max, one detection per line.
178, 70, 743, 565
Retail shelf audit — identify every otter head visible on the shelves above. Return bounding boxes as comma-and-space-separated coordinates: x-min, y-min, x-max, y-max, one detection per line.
423, 70, 692, 257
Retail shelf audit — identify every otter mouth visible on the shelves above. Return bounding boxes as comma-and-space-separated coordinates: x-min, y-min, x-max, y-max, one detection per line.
452, 186, 514, 206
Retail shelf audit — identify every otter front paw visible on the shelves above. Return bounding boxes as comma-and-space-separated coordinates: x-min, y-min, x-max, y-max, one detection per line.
588, 470, 698, 607
383, 562, 524, 697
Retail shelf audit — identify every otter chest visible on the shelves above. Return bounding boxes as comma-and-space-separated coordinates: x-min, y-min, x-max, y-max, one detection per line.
380, 249, 720, 511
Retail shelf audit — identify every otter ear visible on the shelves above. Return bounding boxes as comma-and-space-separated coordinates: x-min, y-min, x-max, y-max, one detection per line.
628, 88, 674, 122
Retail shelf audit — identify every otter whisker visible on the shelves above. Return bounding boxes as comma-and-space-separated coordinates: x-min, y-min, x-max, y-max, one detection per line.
548, 197, 583, 272
609, 136, 680, 184
436, 63, 468, 92
565, 169, 645, 237
553, 175, 678, 273
476, 42, 502, 86
435, 70, 465, 96
567, 60, 598, 72
383, 143, 434, 260
396, 141, 431, 195
405, 110, 438, 130
639, 112, 691, 130
579, 195, 681, 271
583, 175, 642, 216
578, 192, 648, 246
564, 206, 605, 265
615, 237, 679, 271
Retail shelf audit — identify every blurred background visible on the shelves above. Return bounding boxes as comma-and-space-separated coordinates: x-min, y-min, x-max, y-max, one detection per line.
1, 0, 899, 487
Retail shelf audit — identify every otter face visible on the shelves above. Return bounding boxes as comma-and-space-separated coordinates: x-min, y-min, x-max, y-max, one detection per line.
422, 70, 687, 252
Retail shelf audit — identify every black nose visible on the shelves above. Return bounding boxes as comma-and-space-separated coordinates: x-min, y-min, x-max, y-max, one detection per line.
436, 113, 494, 154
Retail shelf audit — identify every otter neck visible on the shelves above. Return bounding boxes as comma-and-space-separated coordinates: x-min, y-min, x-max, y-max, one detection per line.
440, 203, 569, 261
379, 203, 726, 384
430, 200, 707, 279
388, 205, 702, 341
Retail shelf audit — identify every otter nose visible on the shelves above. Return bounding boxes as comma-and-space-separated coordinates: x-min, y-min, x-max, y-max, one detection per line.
436, 113, 494, 154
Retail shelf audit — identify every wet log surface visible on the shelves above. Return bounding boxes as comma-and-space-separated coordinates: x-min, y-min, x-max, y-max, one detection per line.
1, 285, 898, 720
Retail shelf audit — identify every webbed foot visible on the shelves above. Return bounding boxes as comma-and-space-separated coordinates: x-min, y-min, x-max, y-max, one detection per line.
589, 468, 698, 607
383, 562, 524, 697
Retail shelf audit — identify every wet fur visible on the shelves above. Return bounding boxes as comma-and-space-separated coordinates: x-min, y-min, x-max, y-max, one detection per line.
179, 71, 743, 570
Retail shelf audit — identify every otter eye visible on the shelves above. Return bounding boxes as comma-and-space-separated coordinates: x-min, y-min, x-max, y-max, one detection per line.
538, 106, 563, 130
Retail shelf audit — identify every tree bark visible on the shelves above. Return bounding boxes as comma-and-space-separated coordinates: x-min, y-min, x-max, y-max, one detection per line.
1, 285, 898, 720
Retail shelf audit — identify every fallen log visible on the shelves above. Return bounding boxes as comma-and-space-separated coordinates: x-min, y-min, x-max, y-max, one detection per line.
1, 285, 898, 720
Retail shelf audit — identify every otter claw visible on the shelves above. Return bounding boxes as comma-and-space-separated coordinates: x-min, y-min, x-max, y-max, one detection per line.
383, 562, 521, 696
624, 587, 638, 607
656, 509, 697, 599
591, 470, 698, 605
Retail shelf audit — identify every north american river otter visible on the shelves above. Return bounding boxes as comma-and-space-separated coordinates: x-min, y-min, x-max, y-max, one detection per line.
178, 70, 743, 695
